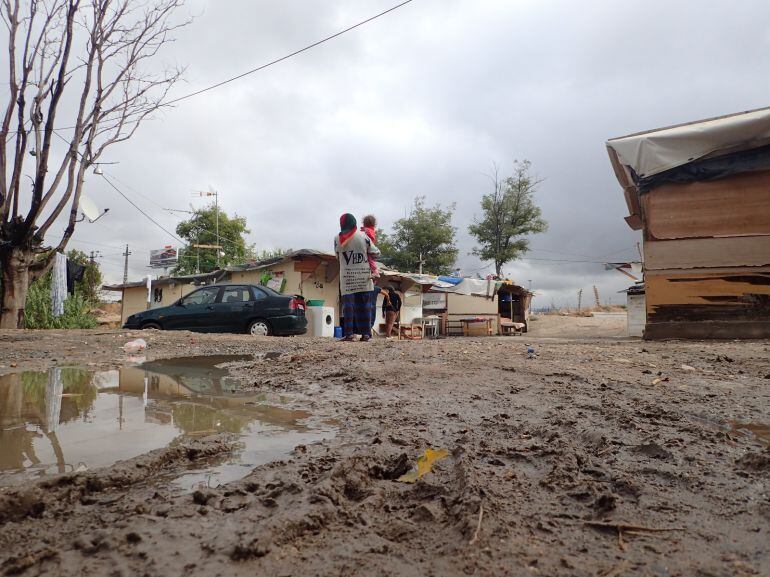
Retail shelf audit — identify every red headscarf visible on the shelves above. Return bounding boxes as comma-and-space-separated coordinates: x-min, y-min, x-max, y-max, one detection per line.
338, 213, 357, 245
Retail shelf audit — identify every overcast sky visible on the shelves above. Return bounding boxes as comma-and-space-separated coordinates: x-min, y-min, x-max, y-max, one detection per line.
37, 0, 770, 307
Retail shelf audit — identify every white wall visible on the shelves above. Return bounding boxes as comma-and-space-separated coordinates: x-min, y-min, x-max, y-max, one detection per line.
627, 293, 646, 337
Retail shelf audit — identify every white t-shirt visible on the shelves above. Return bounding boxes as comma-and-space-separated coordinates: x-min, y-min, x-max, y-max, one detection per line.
334, 230, 380, 296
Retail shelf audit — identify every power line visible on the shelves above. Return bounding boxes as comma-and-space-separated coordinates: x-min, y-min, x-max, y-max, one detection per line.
48, 129, 184, 246
4, 0, 415, 136
100, 173, 184, 245
162, 0, 415, 107
521, 257, 607, 264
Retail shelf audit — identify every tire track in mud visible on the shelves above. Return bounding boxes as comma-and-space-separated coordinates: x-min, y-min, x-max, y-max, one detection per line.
0, 334, 768, 576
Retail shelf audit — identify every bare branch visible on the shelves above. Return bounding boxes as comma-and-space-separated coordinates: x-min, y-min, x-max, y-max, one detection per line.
2, 0, 191, 326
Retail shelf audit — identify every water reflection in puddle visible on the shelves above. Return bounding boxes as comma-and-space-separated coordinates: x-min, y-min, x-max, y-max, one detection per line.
729, 421, 770, 444
688, 413, 770, 445
0, 355, 334, 489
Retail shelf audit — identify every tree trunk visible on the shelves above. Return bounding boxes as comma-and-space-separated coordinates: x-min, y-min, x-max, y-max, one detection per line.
0, 247, 33, 329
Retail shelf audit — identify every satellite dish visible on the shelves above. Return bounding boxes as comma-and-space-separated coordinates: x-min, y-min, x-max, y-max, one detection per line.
80, 195, 110, 223
80, 196, 101, 221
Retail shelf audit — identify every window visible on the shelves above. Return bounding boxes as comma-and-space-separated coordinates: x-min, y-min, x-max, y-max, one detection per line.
153, 288, 163, 303
222, 287, 252, 303
182, 287, 219, 306
251, 287, 268, 300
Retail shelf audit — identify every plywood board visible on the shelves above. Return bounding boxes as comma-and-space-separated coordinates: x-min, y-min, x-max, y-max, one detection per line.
645, 321, 770, 340
644, 236, 770, 270
645, 269, 770, 325
294, 258, 321, 273
643, 170, 770, 239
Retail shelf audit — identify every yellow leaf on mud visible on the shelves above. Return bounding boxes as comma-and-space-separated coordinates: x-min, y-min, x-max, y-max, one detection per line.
397, 448, 449, 483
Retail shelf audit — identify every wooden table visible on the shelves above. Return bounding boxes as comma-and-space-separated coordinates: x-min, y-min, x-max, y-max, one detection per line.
399, 322, 424, 340
500, 320, 526, 336
460, 317, 494, 336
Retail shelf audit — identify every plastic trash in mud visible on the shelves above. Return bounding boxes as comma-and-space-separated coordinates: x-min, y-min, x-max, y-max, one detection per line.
397, 448, 450, 483
123, 338, 147, 354
526, 346, 537, 359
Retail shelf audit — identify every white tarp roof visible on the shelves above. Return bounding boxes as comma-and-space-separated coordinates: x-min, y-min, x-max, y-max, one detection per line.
606, 106, 770, 179
378, 270, 455, 292
429, 277, 496, 297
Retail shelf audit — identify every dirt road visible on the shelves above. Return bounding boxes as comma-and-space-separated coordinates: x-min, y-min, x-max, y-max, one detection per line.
0, 329, 768, 576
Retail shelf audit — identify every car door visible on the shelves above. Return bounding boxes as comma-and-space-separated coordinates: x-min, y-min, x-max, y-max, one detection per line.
214, 286, 257, 332
165, 286, 222, 331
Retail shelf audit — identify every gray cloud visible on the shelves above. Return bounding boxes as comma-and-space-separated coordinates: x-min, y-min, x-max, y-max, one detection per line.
37, 0, 770, 306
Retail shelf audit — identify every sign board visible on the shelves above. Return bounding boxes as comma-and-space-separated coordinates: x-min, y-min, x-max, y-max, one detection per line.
149, 246, 177, 268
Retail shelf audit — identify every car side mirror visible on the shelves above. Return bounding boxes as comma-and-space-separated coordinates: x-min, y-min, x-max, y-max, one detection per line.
176, 300, 185, 307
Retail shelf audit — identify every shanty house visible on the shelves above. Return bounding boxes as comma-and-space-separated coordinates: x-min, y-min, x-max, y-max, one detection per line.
424, 277, 532, 335
607, 107, 770, 338
226, 249, 341, 322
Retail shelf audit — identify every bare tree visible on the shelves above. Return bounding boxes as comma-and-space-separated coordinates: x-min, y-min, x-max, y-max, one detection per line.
0, 0, 188, 328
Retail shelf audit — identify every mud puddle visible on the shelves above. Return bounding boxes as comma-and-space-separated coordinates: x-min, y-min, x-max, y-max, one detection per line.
687, 413, 770, 444
0, 355, 334, 489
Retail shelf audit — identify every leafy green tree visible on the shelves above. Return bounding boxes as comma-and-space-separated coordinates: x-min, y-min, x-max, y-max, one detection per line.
174, 204, 253, 274
469, 160, 548, 277
378, 197, 458, 275
66, 250, 103, 304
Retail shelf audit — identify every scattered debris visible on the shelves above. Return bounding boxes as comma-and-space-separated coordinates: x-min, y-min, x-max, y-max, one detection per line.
122, 339, 147, 354
584, 520, 685, 533
468, 504, 484, 545
397, 448, 450, 483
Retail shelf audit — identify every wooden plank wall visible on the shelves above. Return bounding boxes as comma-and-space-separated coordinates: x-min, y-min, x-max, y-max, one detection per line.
641, 169, 770, 339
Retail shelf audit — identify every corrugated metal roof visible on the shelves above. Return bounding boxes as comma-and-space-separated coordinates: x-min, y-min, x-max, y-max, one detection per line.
225, 249, 336, 272
102, 269, 225, 291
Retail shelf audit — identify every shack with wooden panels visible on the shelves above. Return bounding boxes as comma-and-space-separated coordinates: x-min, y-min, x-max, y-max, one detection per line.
607, 108, 770, 339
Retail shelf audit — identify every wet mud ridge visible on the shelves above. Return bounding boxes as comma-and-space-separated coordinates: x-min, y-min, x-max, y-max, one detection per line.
0, 330, 768, 576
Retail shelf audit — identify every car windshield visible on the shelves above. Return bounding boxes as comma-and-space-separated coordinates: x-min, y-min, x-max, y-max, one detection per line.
182, 287, 219, 305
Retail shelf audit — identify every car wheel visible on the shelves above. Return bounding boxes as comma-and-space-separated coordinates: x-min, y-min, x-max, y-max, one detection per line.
141, 321, 162, 330
248, 319, 272, 336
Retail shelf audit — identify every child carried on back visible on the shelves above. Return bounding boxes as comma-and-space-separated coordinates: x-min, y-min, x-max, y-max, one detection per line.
360, 214, 380, 278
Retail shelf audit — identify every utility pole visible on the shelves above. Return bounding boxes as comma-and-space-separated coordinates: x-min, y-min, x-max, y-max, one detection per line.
215, 188, 219, 268
193, 187, 220, 268
418, 252, 424, 275
577, 288, 583, 311
593, 285, 601, 308
122, 245, 131, 284
88, 250, 101, 264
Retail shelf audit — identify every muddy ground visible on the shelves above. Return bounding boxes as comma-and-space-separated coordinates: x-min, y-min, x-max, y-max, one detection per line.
0, 328, 768, 577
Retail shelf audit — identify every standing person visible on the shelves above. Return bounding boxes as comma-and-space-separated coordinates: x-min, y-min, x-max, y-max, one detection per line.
360, 214, 382, 331
335, 213, 381, 342
382, 287, 402, 338
360, 215, 380, 278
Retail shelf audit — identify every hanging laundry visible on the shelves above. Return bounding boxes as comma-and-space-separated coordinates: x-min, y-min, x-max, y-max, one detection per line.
66, 260, 85, 295
51, 252, 67, 317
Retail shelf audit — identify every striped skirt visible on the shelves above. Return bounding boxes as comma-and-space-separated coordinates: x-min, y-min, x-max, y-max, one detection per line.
342, 291, 374, 337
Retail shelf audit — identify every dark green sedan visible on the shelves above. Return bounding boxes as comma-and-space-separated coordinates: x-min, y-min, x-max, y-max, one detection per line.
123, 284, 307, 336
